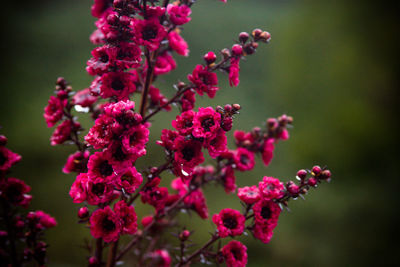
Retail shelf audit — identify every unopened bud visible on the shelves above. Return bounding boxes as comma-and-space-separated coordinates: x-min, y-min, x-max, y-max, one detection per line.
221, 48, 231, 58
203, 51, 217, 65
78, 207, 89, 219
311, 165, 322, 176
252, 28, 262, 39
107, 14, 119, 25
232, 103, 241, 110
177, 81, 186, 90
260, 31, 271, 42
308, 177, 317, 187
0, 135, 7, 146
321, 169, 331, 179
297, 169, 307, 179
231, 44, 243, 56
224, 104, 232, 112
239, 32, 249, 43
179, 230, 190, 241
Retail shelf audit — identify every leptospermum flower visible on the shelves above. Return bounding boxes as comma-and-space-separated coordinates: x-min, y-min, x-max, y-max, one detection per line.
42, 1, 333, 266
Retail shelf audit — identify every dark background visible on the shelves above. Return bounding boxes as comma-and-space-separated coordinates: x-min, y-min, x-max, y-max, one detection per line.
1, 0, 399, 266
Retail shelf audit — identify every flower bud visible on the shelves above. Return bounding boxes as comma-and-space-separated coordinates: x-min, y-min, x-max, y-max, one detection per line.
142, 215, 154, 227
221, 117, 233, 131
321, 169, 331, 179
224, 104, 232, 112
267, 118, 278, 129
119, 16, 131, 26
177, 81, 186, 90
231, 44, 243, 56
232, 103, 241, 111
203, 51, 217, 65
221, 48, 231, 58
26, 212, 36, 221
287, 181, 300, 195
252, 28, 262, 40
56, 77, 66, 88
239, 32, 249, 43
107, 14, 119, 25
88, 256, 99, 266
297, 169, 307, 179
311, 165, 322, 176
260, 31, 271, 42
113, 0, 124, 8
308, 177, 317, 187
179, 230, 190, 241
78, 207, 89, 219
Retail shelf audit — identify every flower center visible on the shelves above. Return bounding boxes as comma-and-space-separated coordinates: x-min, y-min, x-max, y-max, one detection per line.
261, 206, 271, 220
240, 154, 249, 165
99, 160, 113, 177
100, 53, 109, 63
111, 79, 124, 91
223, 217, 237, 229
102, 218, 116, 232
201, 117, 215, 132
92, 183, 105, 196
0, 153, 6, 165
142, 26, 157, 40
182, 146, 195, 161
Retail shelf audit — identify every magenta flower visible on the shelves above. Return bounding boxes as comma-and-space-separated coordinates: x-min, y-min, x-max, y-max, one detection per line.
154, 52, 176, 75
0, 178, 32, 208
35, 211, 57, 229
258, 176, 285, 200
51, 120, 80, 146
187, 65, 219, 98
234, 147, 255, 171
86, 45, 117, 75
237, 185, 261, 204
72, 88, 98, 108
192, 107, 221, 140
69, 173, 88, 203
150, 249, 171, 267
168, 31, 189, 56
95, 71, 136, 100
90, 206, 121, 243
0, 146, 21, 172
116, 167, 143, 194
167, 4, 192, 25
212, 208, 245, 238
133, 18, 167, 51
114, 200, 138, 235
261, 138, 275, 166
253, 199, 281, 227
63, 150, 90, 174
173, 136, 204, 174
221, 240, 248, 267
221, 166, 236, 194
171, 110, 195, 136
206, 129, 228, 158
44, 96, 65, 127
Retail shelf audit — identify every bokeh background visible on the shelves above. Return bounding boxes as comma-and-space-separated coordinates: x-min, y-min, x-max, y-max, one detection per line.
1, 0, 399, 266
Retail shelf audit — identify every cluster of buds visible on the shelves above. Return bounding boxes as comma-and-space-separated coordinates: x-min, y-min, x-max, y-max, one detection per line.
0, 133, 56, 266
42, 0, 332, 266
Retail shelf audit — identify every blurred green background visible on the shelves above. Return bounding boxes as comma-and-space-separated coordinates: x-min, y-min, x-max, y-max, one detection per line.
1, 0, 399, 266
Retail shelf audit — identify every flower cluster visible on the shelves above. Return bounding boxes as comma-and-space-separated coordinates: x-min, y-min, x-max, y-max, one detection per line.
44, 1, 332, 266
0, 133, 56, 266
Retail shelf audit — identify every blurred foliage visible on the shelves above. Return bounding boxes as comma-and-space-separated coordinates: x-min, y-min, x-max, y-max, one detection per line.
0, 0, 399, 266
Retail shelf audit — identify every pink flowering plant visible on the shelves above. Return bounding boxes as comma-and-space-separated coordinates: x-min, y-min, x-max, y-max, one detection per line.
0, 134, 57, 266
43, 0, 332, 266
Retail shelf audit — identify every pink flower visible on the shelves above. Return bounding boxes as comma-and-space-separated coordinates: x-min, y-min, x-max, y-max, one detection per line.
44, 96, 65, 127
253, 199, 281, 227
253, 223, 275, 244
0, 178, 32, 208
233, 148, 255, 171
234, 130, 255, 147
258, 176, 285, 200
261, 138, 275, 166
51, 120, 80, 146
115, 42, 142, 70
133, 18, 167, 51
69, 173, 88, 203
87, 151, 119, 181
63, 150, 90, 174
86, 178, 116, 206
221, 166, 236, 194
90, 206, 121, 243
95, 71, 136, 100
206, 129, 228, 158
121, 124, 149, 155
86, 45, 117, 75
167, 4, 191, 25
114, 200, 137, 235
157, 129, 179, 151
85, 115, 114, 149
168, 31, 189, 56
180, 90, 196, 111
153, 52, 176, 75
116, 167, 143, 194
187, 65, 219, 98
171, 110, 195, 136
192, 107, 221, 140
221, 240, 247, 267
228, 60, 240, 87
149, 86, 171, 111
0, 146, 21, 172
140, 178, 169, 212
173, 136, 204, 174
91, 0, 113, 18
212, 208, 245, 238
237, 186, 260, 204
35, 211, 57, 228
72, 88, 98, 107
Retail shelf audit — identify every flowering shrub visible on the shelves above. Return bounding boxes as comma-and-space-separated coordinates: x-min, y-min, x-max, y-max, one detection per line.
44, 0, 332, 266
0, 134, 56, 266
